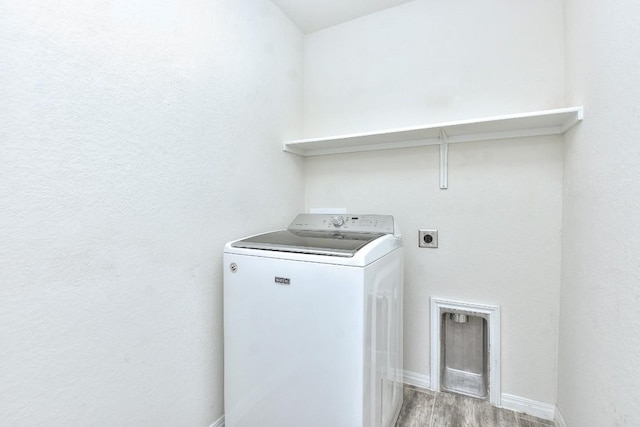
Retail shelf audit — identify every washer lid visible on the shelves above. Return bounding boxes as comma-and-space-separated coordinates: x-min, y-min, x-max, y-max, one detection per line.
230, 230, 384, 257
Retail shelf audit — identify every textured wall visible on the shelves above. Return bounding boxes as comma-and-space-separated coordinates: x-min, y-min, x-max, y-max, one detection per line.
0, 1, 303, 425
303, 0, 564, 404
303, 0, 565, 137
559, 0, 640, 425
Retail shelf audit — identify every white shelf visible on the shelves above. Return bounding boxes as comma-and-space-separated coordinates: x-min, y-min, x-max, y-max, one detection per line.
283, 107, 583, 157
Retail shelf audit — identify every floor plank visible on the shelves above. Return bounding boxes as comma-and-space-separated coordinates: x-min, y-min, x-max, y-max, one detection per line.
517, 412, 556, 427
474, 399, 518, 427
429, 391, 475, 427
395, 386, 435, 427
395, 386, 555, 427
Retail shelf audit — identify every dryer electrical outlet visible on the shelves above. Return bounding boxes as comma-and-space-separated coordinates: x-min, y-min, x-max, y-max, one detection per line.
419, 229, 438, 248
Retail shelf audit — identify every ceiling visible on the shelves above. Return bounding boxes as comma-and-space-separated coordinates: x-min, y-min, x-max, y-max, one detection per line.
271, 0, 415, 34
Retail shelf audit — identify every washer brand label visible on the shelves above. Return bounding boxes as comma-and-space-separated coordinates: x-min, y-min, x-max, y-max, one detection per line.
274, 277, 290, 285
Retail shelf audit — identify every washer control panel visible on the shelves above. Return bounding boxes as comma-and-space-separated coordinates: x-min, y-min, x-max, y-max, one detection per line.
288, 214, 395, 234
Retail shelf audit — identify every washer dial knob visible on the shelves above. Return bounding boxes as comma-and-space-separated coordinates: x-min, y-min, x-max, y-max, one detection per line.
330, 215, 345, 227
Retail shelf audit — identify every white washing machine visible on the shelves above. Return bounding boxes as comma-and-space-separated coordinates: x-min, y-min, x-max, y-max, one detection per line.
223, 214, 403, 427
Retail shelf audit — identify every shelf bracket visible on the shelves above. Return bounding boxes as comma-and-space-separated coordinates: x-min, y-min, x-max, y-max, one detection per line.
439, 129, 449, 189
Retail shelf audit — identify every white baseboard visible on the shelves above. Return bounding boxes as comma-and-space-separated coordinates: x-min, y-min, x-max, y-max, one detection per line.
554, 406, 567, 427
209, 414, 225, 427
501, 393, 556, 421
403, 370, 431, 389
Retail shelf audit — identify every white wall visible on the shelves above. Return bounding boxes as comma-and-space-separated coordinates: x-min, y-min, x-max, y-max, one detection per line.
559, 0, 640, 425
303, 0, 565, 404
0, 1, 303, 425
304, 0, 565, 137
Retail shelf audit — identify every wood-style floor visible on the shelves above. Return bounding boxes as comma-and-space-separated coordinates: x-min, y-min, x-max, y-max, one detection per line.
396, 385, 555, 427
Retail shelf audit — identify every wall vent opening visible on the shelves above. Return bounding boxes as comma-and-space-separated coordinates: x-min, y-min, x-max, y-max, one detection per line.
430, 298, 501, 405
441, 311, 488, 399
